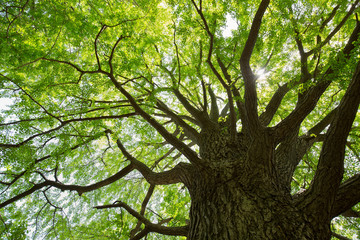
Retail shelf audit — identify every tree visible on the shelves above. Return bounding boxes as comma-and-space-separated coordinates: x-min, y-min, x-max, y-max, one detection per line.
1, 0, 360, 239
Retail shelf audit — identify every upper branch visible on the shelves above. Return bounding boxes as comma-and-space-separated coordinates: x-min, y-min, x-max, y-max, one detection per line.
239, 0, 270, 134
108, 74, 203, 166
160, 66, 209, 127
207, 84, 219, 122
172, 88, 210, 127
190, 0, 213, 37
94, 25, 106, 70
306, 0, 360, 57
109, 35, 130, 74
304, 59, 360, 215
307, 108, 337, 136
172, 21, 181, 85
274, 22, 360, 143
294, 30, 311, 79
216, 58, 238, 140
190, 0, 239, 136
156, 100, 200, 144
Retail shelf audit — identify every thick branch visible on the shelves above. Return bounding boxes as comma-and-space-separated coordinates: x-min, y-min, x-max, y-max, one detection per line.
308, 108, 337, 136
0, 182, 48, 209
239, 0, 270, 133
303, 59, 360, 219
259, 83, 290, 126
276, 107, 337, 192
216, 58, 238, 139
331, 174, 360, 218
207, 84, 219, 122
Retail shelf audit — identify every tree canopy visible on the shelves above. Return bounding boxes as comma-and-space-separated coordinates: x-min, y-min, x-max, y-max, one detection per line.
1, 0, 360, 239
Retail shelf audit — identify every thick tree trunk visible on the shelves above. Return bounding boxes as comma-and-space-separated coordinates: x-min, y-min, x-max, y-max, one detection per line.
186, 172, 317, 240
183, 130, 330, 239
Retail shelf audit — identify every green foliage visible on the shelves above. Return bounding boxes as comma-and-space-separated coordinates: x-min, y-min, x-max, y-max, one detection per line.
1, 0, 360, 239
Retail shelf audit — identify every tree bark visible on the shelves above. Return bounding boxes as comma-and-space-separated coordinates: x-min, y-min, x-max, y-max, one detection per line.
183, 130, 324, 240
185, 168, 316, 239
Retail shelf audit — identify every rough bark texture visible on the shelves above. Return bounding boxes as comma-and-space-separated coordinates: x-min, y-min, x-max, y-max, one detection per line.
183, 130, 318, 240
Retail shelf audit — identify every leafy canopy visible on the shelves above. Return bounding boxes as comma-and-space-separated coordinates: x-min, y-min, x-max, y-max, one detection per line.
0, 0, 360, 239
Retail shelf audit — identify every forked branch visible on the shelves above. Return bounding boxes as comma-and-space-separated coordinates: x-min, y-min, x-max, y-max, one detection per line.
94, 201, 188, 236
116, 139, 186, 185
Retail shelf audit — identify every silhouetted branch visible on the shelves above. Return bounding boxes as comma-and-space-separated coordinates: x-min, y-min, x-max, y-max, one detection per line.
156, 100, 200, 144
130, 184, 155, 238
259, 83, 290, 126
0, 164, 134, 209
331, 232, 352, 240
0, 113, 135, 148
109, 35, 130, 74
